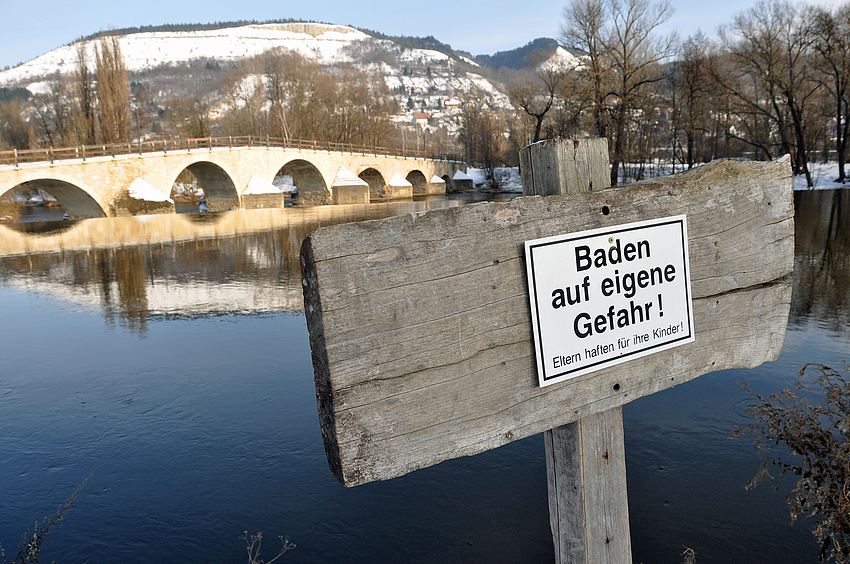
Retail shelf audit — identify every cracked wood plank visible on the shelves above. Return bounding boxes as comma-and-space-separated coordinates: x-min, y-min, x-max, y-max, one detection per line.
300, 154, 794, 487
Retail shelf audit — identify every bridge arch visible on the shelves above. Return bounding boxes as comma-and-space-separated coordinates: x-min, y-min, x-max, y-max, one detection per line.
442, 174, 453, 193
170, 161, 239, 212
0, 144, 464, 217
276, 159, 329, 205
358, 168, 387, 200
406, 170, 428, 195
2, 179, 106, 220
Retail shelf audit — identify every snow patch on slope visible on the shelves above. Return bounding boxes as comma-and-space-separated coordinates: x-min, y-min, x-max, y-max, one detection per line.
541, 46, 583, 71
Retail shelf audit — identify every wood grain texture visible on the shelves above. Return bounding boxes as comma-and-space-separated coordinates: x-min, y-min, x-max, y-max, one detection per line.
520, 138, 610, 196
545, 423, 585, 564
577, 407, 631, 563
300, 155, 794, 486
545, 408, 632, 564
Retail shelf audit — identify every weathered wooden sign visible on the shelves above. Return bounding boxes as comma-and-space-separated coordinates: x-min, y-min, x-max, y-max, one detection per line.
300, 138, 793, 561
525, 215, 695, 386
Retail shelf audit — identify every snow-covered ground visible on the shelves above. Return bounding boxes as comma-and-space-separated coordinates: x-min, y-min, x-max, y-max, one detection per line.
466, 167, 523, 192
540, 46, 582, 71
244, 175, 283, 195
273, 175, 297, 194
127, 178, 173, 202
793, 162, 848, 190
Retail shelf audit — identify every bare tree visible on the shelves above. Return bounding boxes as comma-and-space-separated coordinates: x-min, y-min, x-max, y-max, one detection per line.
670, 32, 713, 169
561, 0, 674, 185
808, 4, 850, 183
257, 51, 396, 147
718, 1, 818, 186
0, 99, 32, 150
549, 69, 589, 140
459, 94, 501, 179
264, 49, 309, 140
163, 97, 210, 138
73, 41, 97, 145
707, 44, 781, 161
329, 65, 396, 147
604, 0, 675, 185
508, 52, 570, 143
560, 0, 611, 140
95, 34, 130, 144
219, 60, 267, 137
31, 78, 78, 147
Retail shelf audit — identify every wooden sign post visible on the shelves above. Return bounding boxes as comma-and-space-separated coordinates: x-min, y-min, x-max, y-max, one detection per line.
300, 139, 793, 562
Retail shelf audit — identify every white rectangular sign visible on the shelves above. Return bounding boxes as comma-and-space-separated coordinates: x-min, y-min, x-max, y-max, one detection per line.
525, 216, 695, 387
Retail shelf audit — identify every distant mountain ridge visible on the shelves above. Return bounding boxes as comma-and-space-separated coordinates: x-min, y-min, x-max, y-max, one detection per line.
77, 19, 312, 41
475, 38, 560, 69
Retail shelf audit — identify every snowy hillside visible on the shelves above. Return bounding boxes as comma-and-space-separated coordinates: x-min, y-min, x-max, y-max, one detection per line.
0, 23, 375, 85
0, 21, 517, 113
543, 46, 583, 70
0, 22, 584, 143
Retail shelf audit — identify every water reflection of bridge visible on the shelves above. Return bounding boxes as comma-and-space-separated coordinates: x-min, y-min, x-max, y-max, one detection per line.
0, 137, 464, 219
0, 202, 466, 333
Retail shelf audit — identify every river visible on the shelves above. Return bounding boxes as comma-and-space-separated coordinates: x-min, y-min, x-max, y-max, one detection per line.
0, 189, 847, 563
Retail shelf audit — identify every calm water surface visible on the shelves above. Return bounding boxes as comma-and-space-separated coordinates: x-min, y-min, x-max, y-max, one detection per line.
0, 190, 847, 563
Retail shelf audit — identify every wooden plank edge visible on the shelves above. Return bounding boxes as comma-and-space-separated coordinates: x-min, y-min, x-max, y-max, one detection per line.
301, 234, 346, 483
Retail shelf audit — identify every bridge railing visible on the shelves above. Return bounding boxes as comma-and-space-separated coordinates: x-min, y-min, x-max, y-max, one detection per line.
0, 136, 464, 167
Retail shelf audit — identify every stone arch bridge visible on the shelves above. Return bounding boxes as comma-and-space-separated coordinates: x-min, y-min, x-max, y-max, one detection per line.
0, 137, 464, 219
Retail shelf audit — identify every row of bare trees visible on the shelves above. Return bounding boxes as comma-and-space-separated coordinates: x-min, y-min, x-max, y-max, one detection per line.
24, 35, 131, 148
214, 49, 399, 147
505, 0, 849, 186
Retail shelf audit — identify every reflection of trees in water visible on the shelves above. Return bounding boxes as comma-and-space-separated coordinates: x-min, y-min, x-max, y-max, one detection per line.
166, 231, 299, 287
67, 248, 150, 335
791, 190, 850, 335
0, 227, 308, 334
0, 202, 466, 332
112, 249, 150, 335
0, 248, 150, 334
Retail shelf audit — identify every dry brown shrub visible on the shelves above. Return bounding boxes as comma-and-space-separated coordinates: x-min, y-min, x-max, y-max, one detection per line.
736, 363, 850, 562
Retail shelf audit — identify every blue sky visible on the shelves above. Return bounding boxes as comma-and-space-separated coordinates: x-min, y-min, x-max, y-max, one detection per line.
0, 0, 833, 70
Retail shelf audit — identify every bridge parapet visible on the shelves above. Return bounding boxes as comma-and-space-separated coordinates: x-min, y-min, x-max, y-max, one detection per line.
0, 136, 463, 168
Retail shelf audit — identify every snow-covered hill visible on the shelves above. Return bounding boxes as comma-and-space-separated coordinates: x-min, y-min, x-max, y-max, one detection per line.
0, 22, 512, 104
0, 23, 376, 85
0, 22, 581, 140
543, 46, 583, 71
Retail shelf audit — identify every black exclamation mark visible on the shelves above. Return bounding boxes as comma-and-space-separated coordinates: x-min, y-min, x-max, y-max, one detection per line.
658, 293, 663, 317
